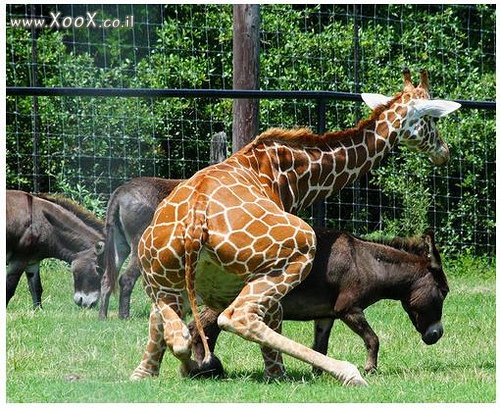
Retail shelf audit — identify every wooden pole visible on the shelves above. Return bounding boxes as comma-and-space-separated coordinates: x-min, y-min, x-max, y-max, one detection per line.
30, 4, 40, 193
232, 4, 260, 153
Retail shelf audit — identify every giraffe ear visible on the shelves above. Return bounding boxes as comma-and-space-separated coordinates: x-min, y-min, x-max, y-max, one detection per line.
361, 93, 393, 110
412, 99, 461, 118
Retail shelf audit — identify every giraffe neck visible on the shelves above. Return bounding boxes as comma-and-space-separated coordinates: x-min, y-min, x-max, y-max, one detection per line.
237, 101, 407, 214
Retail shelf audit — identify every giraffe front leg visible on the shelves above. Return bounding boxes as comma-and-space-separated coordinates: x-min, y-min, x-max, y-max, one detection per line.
218, 270, 367, 386
131, 303, 167, 380
219, 291, 366, 386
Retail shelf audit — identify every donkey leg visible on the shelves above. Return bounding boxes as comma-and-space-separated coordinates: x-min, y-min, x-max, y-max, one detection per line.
98, 280, 111, 319
312, 318, 335, 375
25, 264, 42, 309
189, 307, 225, 377
218, 275, 367, 386
100, 232, 130, 319
6, 261, 26, 306
130, 303, 167, 380
99, 266, 114, 319
341, 309, 379, 373
118, 256, 141, 319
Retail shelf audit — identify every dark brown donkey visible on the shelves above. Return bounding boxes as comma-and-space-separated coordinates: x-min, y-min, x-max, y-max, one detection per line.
99, 177, 183, 318
6, 190, 105, 308
189, 228, 449, 376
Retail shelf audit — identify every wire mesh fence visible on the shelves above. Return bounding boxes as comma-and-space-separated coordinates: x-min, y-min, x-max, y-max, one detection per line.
6, 4, 495, 256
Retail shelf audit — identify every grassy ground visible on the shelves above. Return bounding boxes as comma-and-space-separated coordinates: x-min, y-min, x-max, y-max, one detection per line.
5, 257, 496, 403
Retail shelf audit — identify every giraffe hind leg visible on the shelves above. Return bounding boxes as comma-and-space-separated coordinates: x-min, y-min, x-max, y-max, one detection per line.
131, 294, 198, 380
130, 303, 167, 380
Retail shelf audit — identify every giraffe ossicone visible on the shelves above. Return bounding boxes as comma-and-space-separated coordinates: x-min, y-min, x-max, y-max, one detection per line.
131, 69, 460, 387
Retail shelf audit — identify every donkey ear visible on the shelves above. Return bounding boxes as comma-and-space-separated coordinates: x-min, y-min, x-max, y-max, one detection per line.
422, 229, 442, 270
413, 99, 461, 118
361, 93, 393, 110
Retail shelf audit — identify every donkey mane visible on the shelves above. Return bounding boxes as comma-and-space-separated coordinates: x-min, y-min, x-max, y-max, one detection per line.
252, 92, 403, 148
366, 234, 429, 257
37, 193, 104, 233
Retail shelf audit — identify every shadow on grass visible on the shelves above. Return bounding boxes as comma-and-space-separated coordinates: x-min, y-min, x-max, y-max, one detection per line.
368, 358, 496, 378
212, 368, 322, 384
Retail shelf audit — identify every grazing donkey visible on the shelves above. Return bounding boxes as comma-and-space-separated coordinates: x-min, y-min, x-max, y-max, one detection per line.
189, 228, 449, 376
6, 190, 105, 308
99, 177, 183, 319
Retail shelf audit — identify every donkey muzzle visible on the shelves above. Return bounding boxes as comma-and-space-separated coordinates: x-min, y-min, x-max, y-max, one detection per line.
74, 291, 100, 308
422, 322, 443, 345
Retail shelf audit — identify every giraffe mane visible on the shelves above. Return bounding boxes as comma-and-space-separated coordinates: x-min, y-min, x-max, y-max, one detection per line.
252, 92, 404, 148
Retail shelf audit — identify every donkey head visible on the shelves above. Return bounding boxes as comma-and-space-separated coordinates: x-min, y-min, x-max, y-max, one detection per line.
362, 69, 461, 166
401, 229, 449, 345
71, 240, 105, 308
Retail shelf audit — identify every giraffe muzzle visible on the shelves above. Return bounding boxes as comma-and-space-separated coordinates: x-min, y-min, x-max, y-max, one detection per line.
430, 144, 450, 166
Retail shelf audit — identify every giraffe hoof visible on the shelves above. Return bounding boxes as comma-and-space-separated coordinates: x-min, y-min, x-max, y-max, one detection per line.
340, 363, 368, 387
345, 376, 368, 387
343, 371, 368, 387
130, 367, 158, 381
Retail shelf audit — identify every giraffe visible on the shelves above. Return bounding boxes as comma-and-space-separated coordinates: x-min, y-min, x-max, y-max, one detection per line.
131, 69, 460, 386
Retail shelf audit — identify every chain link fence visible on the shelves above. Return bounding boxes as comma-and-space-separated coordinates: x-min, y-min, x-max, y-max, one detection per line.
6, 4, 495, 255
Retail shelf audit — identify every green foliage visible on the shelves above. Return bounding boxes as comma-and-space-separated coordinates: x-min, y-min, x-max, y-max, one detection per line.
6, 4, 495, 256
444, 249, 495, 280
361, 5, 495, 256
54, 173, 106, 218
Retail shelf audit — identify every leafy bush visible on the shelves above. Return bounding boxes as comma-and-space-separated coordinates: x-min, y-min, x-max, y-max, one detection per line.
6, 4, 495, 256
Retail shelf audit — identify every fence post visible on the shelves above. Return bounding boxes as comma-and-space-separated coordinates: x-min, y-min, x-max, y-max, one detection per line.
30, 4, 40, 193
352, 4, 362, 230
210, 131, 228, 165
232, 4, 260, 153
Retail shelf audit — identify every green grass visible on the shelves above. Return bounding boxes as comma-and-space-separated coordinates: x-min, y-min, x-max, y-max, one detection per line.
5, 257, 496, 403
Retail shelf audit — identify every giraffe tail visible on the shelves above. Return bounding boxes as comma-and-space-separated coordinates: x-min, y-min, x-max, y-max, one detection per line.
184, 204, 212, 365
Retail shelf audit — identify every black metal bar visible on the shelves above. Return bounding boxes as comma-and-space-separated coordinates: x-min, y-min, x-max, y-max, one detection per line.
316, 98, 327, 134
6, 87, 494, 110
5, 87, 361, 101
452, 99, 496, 110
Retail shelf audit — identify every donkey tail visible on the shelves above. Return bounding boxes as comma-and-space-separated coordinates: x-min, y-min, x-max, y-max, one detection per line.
184, 201, 211, 364
103, 197, 123, 294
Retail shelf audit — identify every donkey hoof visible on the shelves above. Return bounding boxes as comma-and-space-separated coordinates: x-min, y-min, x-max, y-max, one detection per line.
182, 354, 225, 379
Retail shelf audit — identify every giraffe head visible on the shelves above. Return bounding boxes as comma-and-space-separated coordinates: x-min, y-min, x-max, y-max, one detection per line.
361, 69, 461, 165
